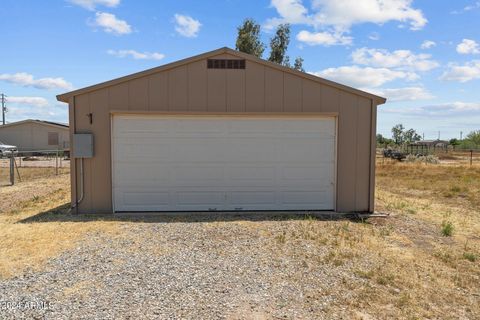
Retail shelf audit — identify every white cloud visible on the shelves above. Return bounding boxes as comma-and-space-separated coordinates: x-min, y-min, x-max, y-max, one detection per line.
267, 0, 427, 46
451, 1, 480, 14
311, 66, 418, 87
92, 12, 131, 35
384, 102, 480, 117
367, 87, 434, 102
456, 39, 480, 54
174, 14, 201, 38
0, 73, 73, 90
4, 99, 68, 123
69, 0, 120, 10
8, 96, 50, 107
351, 47, 439, 71
440, 60, 480, 82
421, 40, 436, 49
296, 30, 352, 46
7, 103, 68, 123
265, 0, 312, 29
369, 32, 380, 41
311, 0, 427, 31
268, 0, 427, 30
107, 49, 165, 60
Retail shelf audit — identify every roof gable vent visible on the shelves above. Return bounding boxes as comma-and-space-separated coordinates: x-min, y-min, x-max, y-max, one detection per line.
207, 59, 245, 69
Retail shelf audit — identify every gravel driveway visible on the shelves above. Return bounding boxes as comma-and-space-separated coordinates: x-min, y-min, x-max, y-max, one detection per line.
0, 216, 372, 319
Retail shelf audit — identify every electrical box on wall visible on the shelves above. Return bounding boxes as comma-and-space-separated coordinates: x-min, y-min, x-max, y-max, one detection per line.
72, 133, 94, 158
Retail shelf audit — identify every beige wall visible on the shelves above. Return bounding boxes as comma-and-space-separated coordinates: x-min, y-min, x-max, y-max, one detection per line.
0, 122, 69, 151
70, 53, 378, 214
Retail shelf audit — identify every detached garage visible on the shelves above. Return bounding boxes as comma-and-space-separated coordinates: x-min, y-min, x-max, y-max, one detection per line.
57, 47, 386, 214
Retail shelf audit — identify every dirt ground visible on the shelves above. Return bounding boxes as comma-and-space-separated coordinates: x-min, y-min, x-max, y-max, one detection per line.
0, 162, 478, 319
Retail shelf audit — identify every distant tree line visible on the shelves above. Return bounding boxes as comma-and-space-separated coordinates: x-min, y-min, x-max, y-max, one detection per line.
377, 124, 421, 146
235, 18, 304, 72
450, 131, 480, 149
377, 124, 480, 149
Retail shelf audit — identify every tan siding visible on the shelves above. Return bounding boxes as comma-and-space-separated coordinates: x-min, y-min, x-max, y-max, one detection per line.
69, 98, 77, 208
74, 93, 93, 213
148, 72, 169, 111
355, 97, 372, 211
320, 85, 340, 113
337, 92, 358, 212
369, 103, 378, 212
226, 69, 246, 112
284, 73, 302, 112
187, 60, 207, 111
168, 66, 188, 111
108, 82, 129, 110
245, 62, 265, 112
207, 69, 226, 112
302, 79, 321, 112
128, 78, 148, 111
210, 53, 241, 59
90, 89, 112, 213
67, 55, 377, 213
265, 68, 284, 112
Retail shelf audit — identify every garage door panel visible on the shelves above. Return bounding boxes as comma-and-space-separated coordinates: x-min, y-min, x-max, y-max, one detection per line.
228, 166, 276, 180
176, 191, 225, 205
114, 165, 170, 185
281, 166, 334, 181
229, 191, 276, 205
112, 115, 336, 212
281, 191, 332, 205
122, 192, 170, 206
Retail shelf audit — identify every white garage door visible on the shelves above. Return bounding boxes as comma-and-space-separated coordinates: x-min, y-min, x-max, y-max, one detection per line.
112, 115, 336, 212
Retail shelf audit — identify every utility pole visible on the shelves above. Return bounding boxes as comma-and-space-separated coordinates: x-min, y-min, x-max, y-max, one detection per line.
1, 93, 6, 125
460, 131, 463, 140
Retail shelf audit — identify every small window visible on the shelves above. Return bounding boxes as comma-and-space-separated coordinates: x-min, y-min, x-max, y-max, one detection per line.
207, 59, 246, 69
48, 132, 59, 146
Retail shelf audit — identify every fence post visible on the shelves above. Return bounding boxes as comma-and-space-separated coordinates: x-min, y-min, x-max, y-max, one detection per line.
10, 156, 14, 185
471, 150, 473, 166
56, 149, 59, 175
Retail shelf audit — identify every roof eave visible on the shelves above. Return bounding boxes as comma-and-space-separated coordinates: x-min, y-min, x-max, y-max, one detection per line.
57, 46, 387, 104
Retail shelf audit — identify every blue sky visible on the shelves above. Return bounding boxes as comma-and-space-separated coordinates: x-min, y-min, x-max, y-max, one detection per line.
1, 0, 479, 140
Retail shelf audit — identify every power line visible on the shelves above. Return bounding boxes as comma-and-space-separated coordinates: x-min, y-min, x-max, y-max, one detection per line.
1, 93, 6, 125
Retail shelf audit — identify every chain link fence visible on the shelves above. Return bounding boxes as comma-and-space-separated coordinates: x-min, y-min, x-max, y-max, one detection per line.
376, 148, 480, 166
0, 150, 70, 187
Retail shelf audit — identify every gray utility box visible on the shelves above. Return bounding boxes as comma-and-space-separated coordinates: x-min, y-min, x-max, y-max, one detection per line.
72, 133, 94, 158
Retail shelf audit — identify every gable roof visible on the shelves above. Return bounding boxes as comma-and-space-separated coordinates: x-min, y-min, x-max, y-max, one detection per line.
57, 47, 386, 104
0, 119, 69, 130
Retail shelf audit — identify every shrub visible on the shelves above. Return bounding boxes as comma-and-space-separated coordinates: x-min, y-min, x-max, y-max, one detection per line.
405, 154, 417, 162
404, 154, 439, 164
463, 252, 477, 262
441, 221, 454, 237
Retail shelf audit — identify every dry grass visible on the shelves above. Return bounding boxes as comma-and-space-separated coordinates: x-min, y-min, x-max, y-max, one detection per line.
0, 175, 120, 279
0, 161, 479, 318
0, 167, 69, 186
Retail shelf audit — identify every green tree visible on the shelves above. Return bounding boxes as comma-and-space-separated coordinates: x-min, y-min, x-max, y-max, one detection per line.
377, 134, 393, 146
283, 55, 291, 68
449, 138, 459, 146
391, 124, 405, 145
293, 57, 305, 72
403, 128, 421, 143
268, 24, 290, 64
235, 19, 265, 58
466, 130, 480, 145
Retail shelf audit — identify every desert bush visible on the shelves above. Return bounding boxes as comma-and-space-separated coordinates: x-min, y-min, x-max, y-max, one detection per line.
441, 221, 454, 237
404, 154, 439, 164
463, 252, 477, 262
405, 154, 417, 162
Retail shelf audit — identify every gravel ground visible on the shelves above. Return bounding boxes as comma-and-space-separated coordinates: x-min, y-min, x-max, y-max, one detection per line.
0, 217, 372, 319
